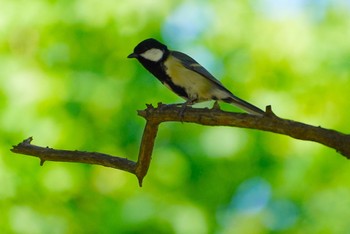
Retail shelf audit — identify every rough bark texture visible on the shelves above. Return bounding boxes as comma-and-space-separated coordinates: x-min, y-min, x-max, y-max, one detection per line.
11, 104, 350, 186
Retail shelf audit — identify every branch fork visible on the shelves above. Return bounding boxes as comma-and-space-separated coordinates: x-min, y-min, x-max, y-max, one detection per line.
11, 103, 350, 186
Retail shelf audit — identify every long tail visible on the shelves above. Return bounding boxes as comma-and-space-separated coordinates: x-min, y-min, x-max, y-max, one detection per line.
222, 95, 265, 116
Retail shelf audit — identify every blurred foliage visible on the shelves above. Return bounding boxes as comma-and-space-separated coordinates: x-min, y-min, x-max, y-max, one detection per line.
1, 0, 350, 233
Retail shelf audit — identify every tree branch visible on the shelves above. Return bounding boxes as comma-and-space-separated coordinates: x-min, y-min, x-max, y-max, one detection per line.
11, 137, 137, 173
11, 103, 350, 187
138, 104, 350, 157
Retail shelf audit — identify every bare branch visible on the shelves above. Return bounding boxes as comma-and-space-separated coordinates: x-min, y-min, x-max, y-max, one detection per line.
138, 104, 350, 158
11, 107, 162, 187
135, 116, 160, 186
11, 137, 137, 173
11, 103, 350, 187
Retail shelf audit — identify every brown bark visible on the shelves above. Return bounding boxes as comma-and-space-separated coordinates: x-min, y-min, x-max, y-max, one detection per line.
11, 104, 350, 186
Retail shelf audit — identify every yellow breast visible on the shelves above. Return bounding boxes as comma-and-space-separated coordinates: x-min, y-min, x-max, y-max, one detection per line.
164, 56, 214, 101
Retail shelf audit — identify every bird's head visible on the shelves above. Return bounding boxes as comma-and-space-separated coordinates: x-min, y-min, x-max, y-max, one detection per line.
128, 38, 168, 63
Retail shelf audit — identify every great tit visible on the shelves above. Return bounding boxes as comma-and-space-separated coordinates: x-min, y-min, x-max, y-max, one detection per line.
128, 38, 264, 116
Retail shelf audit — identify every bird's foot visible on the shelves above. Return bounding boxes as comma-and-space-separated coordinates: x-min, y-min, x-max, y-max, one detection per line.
178, 103, 187, 120
178, 100, 194, 121
211, 101, 221, 111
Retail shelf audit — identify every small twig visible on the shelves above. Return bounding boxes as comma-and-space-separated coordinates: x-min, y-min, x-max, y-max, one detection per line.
11, 137, 137, 173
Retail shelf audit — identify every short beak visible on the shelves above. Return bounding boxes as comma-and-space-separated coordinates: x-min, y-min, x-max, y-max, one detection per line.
127, 53, 138, 58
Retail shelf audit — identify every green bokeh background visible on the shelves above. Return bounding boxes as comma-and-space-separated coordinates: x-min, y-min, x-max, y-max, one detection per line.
1, 0, 350, 233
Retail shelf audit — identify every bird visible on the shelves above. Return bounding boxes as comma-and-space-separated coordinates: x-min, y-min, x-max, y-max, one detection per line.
127, 38, 264, 116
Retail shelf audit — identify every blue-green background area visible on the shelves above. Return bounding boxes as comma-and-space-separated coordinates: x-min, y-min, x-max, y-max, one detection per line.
1, 0, 350, 233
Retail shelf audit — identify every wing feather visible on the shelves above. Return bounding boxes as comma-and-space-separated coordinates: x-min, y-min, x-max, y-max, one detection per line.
170, 51, 264, 115
171, 51, 230, 92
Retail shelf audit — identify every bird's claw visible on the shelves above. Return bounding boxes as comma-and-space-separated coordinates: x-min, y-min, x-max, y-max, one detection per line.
178, 100, 194, 122
211, 101, 221, 110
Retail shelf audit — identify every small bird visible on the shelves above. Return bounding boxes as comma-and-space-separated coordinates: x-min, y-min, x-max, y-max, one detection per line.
128, 38, 264, 116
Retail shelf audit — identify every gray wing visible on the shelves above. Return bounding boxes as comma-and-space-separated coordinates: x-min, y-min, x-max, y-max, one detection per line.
171, 51, 231, 92
171, 51, 264, 115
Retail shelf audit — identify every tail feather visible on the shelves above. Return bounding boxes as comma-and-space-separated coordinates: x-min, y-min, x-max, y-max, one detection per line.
222, 96, 265, 116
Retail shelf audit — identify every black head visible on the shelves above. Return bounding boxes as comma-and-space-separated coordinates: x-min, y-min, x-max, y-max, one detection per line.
127, 38, 168, 62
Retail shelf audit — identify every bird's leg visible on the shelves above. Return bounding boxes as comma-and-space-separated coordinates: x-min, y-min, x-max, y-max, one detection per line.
211, 100, 221, 110
179, 100, 193, 119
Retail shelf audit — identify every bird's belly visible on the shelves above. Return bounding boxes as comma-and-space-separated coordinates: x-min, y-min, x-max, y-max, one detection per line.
164, 61, 215, 101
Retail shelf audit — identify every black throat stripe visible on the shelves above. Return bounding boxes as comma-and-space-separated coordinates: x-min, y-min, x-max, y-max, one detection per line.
138, 57, 189, 100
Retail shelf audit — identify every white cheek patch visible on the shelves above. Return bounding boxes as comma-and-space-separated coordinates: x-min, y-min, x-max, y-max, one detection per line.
140, 48, 164, 62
